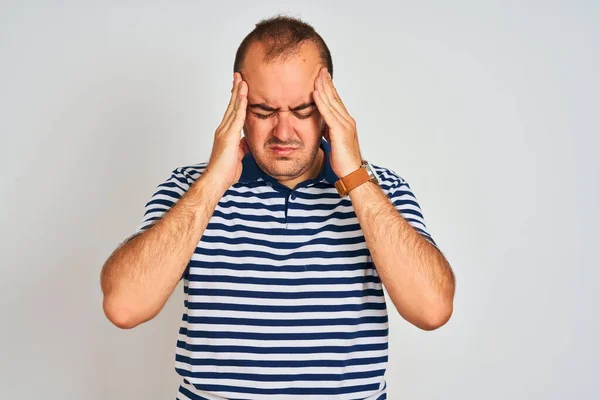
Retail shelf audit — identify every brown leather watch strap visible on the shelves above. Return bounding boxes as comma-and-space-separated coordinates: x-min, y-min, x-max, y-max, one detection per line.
334, 165, 372, 197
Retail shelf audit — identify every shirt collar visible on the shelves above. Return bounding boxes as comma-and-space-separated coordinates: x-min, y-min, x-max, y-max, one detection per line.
239, 137, 339, 186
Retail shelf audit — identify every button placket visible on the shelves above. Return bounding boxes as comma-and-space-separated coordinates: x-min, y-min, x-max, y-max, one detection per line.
284, 190, 298, 230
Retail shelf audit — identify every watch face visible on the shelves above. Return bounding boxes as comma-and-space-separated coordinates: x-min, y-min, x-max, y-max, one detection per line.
364, 161, 381, 185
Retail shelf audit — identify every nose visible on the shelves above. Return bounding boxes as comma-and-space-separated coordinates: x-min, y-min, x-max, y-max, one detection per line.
272, 111, 296, 142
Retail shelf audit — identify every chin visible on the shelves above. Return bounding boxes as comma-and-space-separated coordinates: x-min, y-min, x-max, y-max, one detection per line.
266, 162, 305, 178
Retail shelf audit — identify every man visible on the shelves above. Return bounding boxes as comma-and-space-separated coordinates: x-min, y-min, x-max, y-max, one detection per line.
101, 15, 455, 400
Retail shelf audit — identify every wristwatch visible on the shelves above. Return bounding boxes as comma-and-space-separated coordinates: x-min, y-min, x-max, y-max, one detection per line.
334, 160, 381, 197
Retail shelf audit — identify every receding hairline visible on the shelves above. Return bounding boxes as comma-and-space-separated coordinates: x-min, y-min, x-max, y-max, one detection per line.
233, 14, 333, 78
237, 39, 324, 76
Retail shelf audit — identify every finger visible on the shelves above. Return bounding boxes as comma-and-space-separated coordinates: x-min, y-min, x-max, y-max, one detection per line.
313, 88, 341, 132
330, 82, 350, 116
319, 70, 351, 123
238, 135, 249, 161
218, 78, 245, 136
323, 124, 331, 143
217, 73, 242, 132
316, 75, 349, 127
223, 80, 248, 136
218, 74, 241, 131
314, 72, 343, 125
313, 78, 344, 131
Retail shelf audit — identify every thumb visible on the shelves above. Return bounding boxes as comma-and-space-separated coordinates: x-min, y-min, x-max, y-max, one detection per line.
238, 135, 250, 161
323, 125, 331, 143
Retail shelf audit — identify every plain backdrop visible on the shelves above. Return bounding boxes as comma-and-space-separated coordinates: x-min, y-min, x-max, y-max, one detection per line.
1, 1, 598, 399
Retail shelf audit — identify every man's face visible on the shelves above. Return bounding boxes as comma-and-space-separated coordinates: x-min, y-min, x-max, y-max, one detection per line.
241, 41, 325, 182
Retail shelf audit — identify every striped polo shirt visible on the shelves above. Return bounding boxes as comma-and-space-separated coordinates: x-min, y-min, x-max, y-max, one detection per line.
134, 138, 438, 400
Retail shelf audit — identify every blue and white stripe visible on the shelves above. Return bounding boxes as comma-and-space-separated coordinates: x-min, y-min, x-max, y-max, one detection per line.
135, 138, 437, 399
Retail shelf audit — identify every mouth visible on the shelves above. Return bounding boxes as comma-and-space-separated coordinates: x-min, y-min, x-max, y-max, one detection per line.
271, 146, 297, 156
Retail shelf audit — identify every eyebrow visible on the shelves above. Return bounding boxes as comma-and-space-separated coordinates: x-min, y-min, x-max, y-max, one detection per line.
249, 101, 316, 112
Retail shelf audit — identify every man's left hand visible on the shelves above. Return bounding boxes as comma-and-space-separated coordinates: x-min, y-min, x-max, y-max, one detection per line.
313, 67, 363, 178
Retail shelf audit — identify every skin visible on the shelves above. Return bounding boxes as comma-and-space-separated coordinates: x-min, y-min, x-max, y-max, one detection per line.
99, 38, 455, 331
239, 41, 329, 189
227, 41, 456, 329
206, 39, 363, 192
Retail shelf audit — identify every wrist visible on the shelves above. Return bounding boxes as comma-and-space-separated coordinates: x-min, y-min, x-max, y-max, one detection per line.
334, 160, 381, 197
338, 160, 363, 179
194, 171, 229, 198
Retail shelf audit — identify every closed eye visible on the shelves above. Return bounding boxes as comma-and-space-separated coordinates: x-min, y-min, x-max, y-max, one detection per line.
295, 112, 314, 120
252, 112, 274, 120
253, 112, 314, 120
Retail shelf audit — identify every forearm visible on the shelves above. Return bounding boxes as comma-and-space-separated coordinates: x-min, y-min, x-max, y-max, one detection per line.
349, 181, 455, 330
100, 172, 225, 328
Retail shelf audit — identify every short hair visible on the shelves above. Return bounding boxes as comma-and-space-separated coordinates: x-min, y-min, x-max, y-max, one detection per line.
233, 14, 334, 78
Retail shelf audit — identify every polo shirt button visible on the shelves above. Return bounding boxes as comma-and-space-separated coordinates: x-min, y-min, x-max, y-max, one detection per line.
291, 194, 296, 200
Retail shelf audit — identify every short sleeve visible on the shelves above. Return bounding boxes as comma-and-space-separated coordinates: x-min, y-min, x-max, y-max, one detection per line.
131, 167, 192, 281
134, 168, 191, 234
378, 168, 439, 249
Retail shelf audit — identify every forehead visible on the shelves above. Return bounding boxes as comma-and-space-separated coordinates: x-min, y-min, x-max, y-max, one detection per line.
241, 41, 324, 106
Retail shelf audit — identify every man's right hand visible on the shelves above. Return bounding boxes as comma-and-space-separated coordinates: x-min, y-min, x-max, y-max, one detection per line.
205, 72, 250, 192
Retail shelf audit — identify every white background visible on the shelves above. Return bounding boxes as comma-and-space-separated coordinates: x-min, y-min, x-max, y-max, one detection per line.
1, 1, 598, 399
